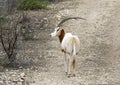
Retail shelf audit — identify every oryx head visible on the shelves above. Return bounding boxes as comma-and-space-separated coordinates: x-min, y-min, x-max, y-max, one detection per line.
50, 17, 86, 37
50, 26, 62, 37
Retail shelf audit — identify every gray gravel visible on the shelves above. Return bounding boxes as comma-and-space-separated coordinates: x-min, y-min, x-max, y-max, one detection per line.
0, 0, 120, 85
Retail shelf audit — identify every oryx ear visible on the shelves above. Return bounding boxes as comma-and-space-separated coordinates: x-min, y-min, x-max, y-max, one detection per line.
56, 27, 60, 31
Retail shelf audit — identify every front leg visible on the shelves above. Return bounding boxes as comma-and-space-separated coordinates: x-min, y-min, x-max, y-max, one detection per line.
64, 53, 68, 74
67, 55, 71, 77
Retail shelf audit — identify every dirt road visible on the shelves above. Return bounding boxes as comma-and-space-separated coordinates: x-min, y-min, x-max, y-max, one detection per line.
0, 0, 120, 85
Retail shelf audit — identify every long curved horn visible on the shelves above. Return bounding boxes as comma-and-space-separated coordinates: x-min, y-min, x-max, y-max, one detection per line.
57, 17, 86, 27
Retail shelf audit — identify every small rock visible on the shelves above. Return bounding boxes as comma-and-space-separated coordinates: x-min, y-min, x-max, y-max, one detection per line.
0, 66, 4, 72
6, 69, 8, 72
20, 73, 25, 78
19, 66, 23, 69
20, 78, 25, 82
40, 28, 44, 30
43, 17, 48, 21
0, 81, 4, 85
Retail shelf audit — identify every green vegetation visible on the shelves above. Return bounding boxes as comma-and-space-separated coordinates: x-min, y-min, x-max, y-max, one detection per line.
0, 16, 4, 29
0, 16, 4, 20
18, 0, 49, 10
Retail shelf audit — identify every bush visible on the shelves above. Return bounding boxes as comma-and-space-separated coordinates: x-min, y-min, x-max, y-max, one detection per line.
0, 16, 4, 20
18, 0, 49, 10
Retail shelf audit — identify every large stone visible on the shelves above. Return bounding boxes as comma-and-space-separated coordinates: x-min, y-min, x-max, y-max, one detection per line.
0, 81, 4, 85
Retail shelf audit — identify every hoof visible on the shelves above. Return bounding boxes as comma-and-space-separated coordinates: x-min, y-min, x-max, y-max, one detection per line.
72, 74, 76, 77
67, 74, 71, 78
65, 72, 68, 75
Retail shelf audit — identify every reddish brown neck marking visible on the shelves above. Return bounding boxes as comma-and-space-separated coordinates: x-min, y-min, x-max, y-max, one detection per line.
59, 29, 65, 43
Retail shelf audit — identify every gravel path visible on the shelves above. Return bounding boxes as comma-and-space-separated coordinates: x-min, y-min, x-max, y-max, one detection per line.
0, 0, 120, 85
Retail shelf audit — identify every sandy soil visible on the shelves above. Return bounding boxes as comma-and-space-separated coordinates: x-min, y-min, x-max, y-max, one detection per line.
0, 0, 120, 85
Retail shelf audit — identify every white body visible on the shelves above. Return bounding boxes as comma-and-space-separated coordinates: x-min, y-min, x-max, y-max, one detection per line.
61, 33, 80, 55
50, 27, 80, 77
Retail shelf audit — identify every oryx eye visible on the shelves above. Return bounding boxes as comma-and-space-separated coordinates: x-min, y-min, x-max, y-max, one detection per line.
57, 29, 59, 31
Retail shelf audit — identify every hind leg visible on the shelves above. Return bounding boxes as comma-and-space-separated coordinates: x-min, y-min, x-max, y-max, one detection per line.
71, 56, 76, 77
72, 58, 76, 77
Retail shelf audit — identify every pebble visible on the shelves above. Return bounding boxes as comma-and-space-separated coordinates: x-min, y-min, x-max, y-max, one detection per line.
20, 73, 25, 78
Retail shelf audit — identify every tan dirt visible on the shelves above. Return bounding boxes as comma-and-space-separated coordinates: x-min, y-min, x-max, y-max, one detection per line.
0, 0, 120, 85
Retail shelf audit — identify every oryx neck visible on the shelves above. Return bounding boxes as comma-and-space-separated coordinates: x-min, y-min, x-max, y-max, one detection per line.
59, 29, 65, 43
